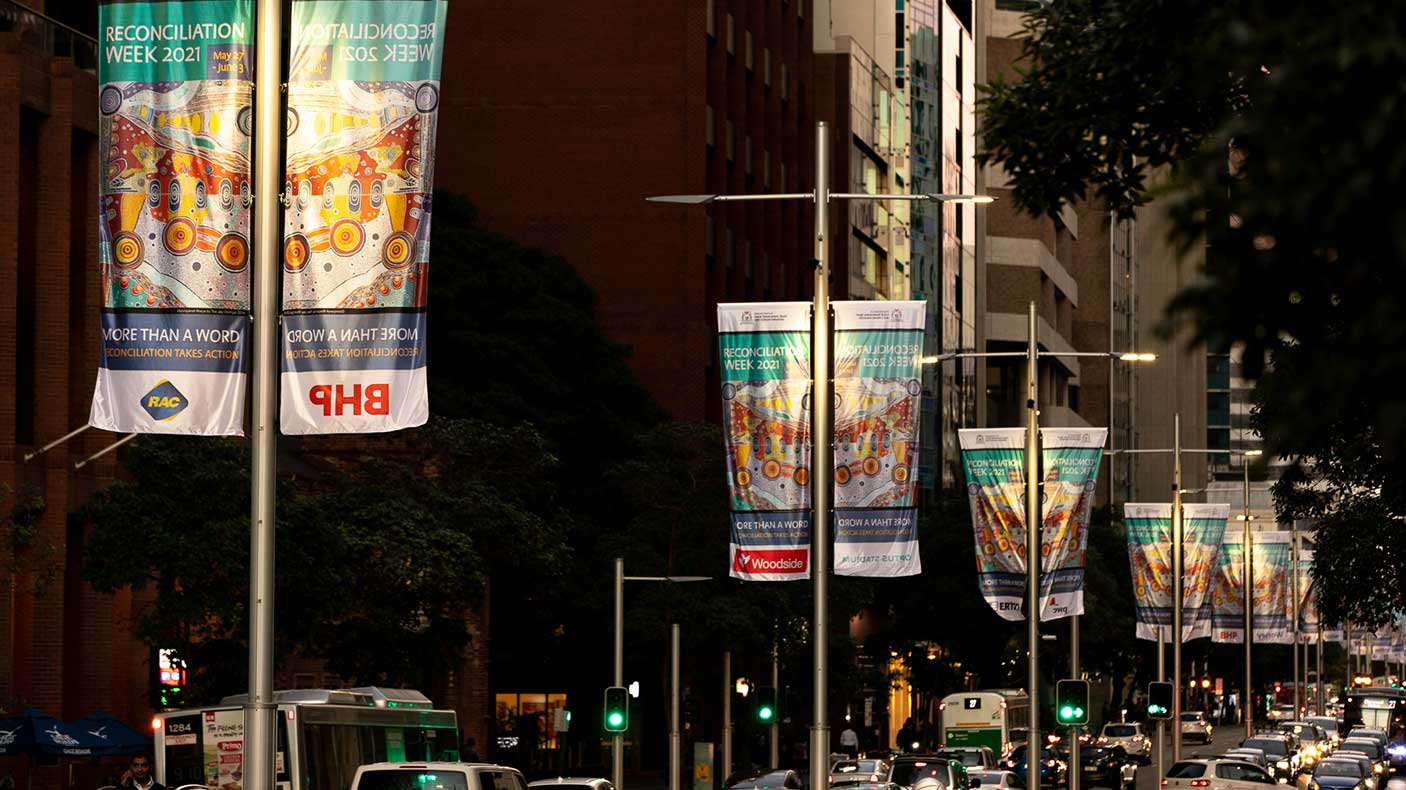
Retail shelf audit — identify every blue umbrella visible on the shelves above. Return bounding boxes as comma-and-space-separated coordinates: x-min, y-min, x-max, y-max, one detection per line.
0, 708, 96, 756
70, 712, 151, 757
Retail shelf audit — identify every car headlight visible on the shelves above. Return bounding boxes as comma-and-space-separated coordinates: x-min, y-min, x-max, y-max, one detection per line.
1277, 760, 1290, 768
1374, 765, 1384, 773
1308, 781, 1319, 790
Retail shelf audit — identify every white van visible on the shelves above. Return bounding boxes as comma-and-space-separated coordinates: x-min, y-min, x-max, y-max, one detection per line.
351, 762, 528, 790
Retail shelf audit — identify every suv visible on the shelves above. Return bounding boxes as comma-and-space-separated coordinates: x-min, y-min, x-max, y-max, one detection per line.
1097, 723, 1150, 765
938, 748, 997, 770
1240, 735, 1298, 780
889, 757, 970, 790
353, 763, 528, 790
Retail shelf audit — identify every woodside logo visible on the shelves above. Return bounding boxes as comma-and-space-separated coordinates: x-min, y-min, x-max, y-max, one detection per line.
734, 548, 806, 573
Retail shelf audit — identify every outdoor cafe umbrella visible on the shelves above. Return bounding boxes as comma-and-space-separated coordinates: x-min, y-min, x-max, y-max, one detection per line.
0, 709, 96, 757
70, 712, 150, 756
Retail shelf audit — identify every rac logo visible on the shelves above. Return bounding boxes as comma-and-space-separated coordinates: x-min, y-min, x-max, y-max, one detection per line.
308, 383, 389, 417
734, 548, 807, 574
140, 380, 188, 421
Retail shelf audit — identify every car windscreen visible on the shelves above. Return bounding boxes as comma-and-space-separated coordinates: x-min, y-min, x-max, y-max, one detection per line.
1166, 763, 1206, 778
1180, 714, 1202, 722
1316, 762, 1365, 778
890, 765, 943, 786
1341, 741, 1382, 758
1223, 753, 1261, 763
942, 752, 985, 767
356, 770, 471, 790
1104, 726, 1137, 737
752, 774, 792, 788
1243, 740, 1287, 757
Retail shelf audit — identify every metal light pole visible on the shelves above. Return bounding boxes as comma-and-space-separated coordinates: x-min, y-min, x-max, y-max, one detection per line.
1316, 623, 1324, 716
811, 122, 834, 785
246, 0, 283, 787
1070, 614, 1080, 790
1291, 521, 1301, 716
614, 558, 625, 790
1171, 414, 1184, 762
613, 563, 711, 790
1242, 452, 1258, 739
671, 624, 682, 790
648, 123, 993, 790
723, 651, 733, 782
1025, 301, 1043, 790
1157, 631, 1166, 780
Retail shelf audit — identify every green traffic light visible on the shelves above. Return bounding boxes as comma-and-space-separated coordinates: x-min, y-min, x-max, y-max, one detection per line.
759, 706, 774, 721
607, 711, 625, 728
1059, 705, 1075, 721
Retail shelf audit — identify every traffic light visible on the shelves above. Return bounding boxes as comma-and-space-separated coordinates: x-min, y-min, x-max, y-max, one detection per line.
604, 686, 629, 733
152, 648, 186, 710
1147, 681, 1173, 719
1056, 679, 1090, 725
756, 687, 777, 723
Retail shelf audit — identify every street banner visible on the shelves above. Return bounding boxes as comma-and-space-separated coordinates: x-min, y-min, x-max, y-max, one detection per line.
90, 0, 254, 435
1210, 539, 1246, 642
959, 427, 1107, 621
1295, 548, 1343, 643
1125, 503, 1229, 641
279, 0, 448, 433
719, 303, 812, 581
831, 301, 925, 577
1249, 531, 1293, 643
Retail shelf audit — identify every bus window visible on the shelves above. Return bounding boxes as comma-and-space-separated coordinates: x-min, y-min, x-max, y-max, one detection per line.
277, 714, 291, 786
162, 714, 206, 788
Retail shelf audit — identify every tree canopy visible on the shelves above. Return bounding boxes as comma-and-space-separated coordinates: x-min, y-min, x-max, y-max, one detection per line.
978, 0, 1406, 626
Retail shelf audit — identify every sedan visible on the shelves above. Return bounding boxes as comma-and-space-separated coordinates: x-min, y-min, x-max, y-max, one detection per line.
1182, 712, 1214, 744
1003, 745, 1065, 788
1076, 746, 1136, 790
727, 771, 802, 790
1309, 758, 1373, 790
968, 771, 1025, 790
831, 761, 892, 787
1162, 759, 1277, 790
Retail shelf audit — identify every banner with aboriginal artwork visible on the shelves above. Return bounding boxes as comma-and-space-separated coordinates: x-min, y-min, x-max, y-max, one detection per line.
719, 303, 812, 581
1125, 503, 1228, 641
831, 302, 925, 577
279, 0, 447, 433
1210, 538, 1247, 643
90, 0, 254, 435
959, 427, 1107, 621
1249, 531, 1293, 643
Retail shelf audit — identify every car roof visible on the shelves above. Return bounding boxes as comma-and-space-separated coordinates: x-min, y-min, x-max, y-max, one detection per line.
359, 763, 511, 771
527, 780, 611, 786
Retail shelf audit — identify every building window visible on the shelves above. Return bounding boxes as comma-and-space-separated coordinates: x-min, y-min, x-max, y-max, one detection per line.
706, 0, 715, 38
726, 14, 735, 56
763, 150, 771, 187
706, 105, 715, 147
744, 135, 752, 174
781, 63, 789, 101
763, 48, 771, 86
745, 30, 754, 70
725, 120, 735, 161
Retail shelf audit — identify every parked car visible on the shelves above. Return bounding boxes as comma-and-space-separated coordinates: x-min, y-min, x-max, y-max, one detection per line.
1076, 745, 1137, 790
967, 771, 1025, 790
1308, 757, 1374, 790
1162, 759, 1276, 790
353, 763, 528, 790
1098, 723, 1151, 765
1182, 712, 1214, 744
1002, 745, 1065, 788
832, 760, 893, 786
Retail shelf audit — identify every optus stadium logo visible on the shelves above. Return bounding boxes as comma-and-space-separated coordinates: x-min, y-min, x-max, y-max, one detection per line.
140, 380, 188, 421
734, 548, 807, 575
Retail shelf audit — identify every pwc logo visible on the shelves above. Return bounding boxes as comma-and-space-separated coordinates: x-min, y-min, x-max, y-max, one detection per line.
308, 383, 389, 417
734, 548, 807, 575
140, 380, 188, 421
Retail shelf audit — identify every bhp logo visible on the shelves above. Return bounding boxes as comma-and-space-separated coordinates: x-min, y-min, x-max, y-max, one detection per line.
309, 383, 389, 416
734, 548, 807, 574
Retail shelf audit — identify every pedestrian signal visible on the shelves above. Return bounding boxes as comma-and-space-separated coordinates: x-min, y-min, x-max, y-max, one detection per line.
1147, 681, 1173, 719
1056, 679, 1089, 725
756, 687, 777, 722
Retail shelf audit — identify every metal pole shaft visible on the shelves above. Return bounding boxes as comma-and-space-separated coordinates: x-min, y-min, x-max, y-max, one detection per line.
1157, 631, 1165, 782
771, 641, 780, 768
723, 651, 733, 783
1070, 616, 1080, 790
1171, 413, 1183, 763
1345, 622, 1353, 693
1244, 460, 1253, 739
1292, 522, 1300, 716
1316, 623, 1324, 716
810, 121, 832, 790
671, 624, 681, 790
614, 558, 624, 790
246, 0, 282, 788
1026, 300, 1042, 790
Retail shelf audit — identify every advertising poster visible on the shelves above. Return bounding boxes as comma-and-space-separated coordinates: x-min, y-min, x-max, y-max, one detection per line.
959, 427, 1107, 621
202, 709, 243, 790
718, 303, 812, 581
1250, 531, 1293, 643
831, 301, 925, 577
90, 0, 254, 435
280, 0, 448, 433
1211, 540, 1246, 642
1124, 503, 1228, 641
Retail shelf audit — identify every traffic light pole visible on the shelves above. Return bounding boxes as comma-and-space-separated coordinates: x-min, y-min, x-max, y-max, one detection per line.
1243, 459, 1254, 740
614, 559, 624, 790
1025, 301, 1043, 790
1157, 630, 1165, 782
1171, 414, 1184, 763
1071, 617, 1080, 790
1291, 521, 1301, 717
671, 624, 681, 790
723, 651, 733, 782
771, 642, 780, 768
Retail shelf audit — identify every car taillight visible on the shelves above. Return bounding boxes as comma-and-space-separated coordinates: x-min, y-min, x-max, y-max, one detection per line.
1096, 737, 1108, 744
1131, 735, 1146, 743
870, 776, 878, 782
1190, 781, 1211, 787
1046, 761, 1056, 768
939, 703, 947, 711
1160, 780, 1168, 787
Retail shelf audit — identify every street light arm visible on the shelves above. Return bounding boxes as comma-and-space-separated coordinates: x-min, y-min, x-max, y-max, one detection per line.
828, 192, 995, 203
646, 193, 816, 204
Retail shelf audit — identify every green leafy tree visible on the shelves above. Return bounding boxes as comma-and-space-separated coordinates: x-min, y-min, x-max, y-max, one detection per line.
978, 0, 1406, 623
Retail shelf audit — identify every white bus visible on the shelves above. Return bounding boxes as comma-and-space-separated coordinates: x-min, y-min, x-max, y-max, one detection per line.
155, 687, 460, 790
939, 690, 1030, 756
